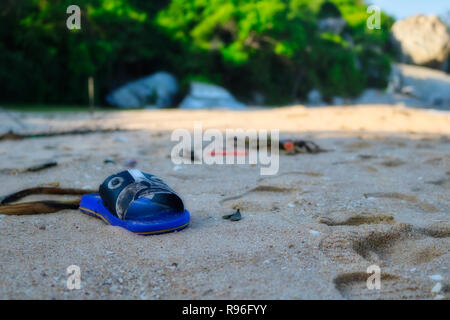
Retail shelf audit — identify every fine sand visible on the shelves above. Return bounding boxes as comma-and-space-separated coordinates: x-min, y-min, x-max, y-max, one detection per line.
0, 105, 449, 299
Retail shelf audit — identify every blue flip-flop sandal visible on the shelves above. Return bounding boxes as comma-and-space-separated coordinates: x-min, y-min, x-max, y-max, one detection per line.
79, 170, 190, 235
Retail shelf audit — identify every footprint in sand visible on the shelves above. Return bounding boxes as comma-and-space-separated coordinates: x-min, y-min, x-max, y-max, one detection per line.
381, 139, 407, 148
364, 192, 439, 213
319, 213, 395, 226
337, 154, 408, 171
379, 159, 407, 168
344, 141, 372, 150
415, 142, 434, 149
358, 154, 378, 160
333, 272, 428, 299
332, 159, 380, 173
321, 223, 449, 299
320, 224, 450, 267
352, 225, 450, 267
424, 156, 450, 166
426, 177, 450, 190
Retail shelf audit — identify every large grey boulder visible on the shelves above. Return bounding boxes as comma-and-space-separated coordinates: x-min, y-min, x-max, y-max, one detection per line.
354, 89, 393, 105
106, 72, 178, 108
354, 64, 450, 109
391, 15, 450, 68
354, 88, 424, 108
307, 90, 324, 105
389, 64, 450, 109
179, 82, 246, 109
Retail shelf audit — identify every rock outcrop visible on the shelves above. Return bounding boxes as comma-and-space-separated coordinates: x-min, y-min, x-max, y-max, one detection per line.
391, 15, 450, 69
106, 72, 178, 108
353, 64, 450, 109
388, 63, 450, 108
179, 82, 245, 109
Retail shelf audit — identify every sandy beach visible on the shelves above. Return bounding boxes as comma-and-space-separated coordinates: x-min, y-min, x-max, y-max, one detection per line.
0, 105, 449, 299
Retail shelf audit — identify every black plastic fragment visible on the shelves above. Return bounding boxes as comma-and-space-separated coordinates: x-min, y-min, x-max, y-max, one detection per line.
223, 209, 242, 221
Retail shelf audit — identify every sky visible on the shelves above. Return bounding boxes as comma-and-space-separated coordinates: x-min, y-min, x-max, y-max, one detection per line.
368, 0, 450, 19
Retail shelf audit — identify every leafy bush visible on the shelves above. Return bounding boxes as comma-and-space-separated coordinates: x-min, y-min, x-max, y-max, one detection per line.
158, 0, 394, 103
0, 0, 395, 106
0, 0, 177, 105
318, 1, 342, 18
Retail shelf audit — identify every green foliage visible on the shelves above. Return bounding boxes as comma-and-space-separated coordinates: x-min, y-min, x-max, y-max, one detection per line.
0, 0, 177, 104
157, 0, 394, 102
0, 0, 395, 106
318, 1, 342, 18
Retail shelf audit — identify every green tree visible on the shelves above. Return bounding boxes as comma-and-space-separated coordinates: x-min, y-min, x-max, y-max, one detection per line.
157, 0, 394, 103
0, 0, 395, 106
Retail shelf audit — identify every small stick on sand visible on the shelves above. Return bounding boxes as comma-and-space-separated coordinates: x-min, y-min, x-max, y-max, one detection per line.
26, 162, 58, 172
0, 128, 127, 141
0, 199, 81, 215
0, 187, 96, 205
0, 187, 96, 215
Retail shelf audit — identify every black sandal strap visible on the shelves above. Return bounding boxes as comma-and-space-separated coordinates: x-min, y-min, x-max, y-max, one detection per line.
99, 170, 184, 220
